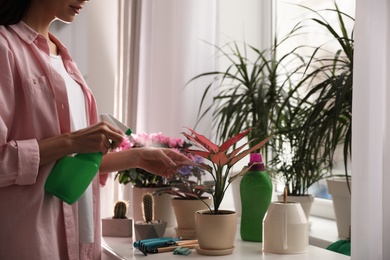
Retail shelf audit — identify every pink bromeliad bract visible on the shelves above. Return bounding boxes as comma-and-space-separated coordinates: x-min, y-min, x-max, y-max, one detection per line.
182, 127, 269, 213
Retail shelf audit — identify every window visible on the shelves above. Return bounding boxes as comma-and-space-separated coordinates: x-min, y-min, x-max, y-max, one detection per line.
272, 0, 355, 219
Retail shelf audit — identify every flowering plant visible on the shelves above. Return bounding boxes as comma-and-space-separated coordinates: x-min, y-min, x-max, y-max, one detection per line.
182, 127, 269, 214
115, 132, 206, 189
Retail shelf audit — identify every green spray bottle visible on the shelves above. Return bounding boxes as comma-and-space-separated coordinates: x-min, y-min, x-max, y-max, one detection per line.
45, 114, 132, 205
240, 153, 272, 241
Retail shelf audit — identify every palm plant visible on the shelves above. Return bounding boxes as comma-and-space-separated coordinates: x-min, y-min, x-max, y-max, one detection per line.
265, 3, 354, 195
189, 37, 306, 159
270, 105, 332, 195
287, 4, 354, 181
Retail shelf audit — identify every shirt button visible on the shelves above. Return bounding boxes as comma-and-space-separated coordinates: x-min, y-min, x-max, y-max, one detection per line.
62, 104, 65, 109
69, 69, 74, 74
33, 79, 37, 84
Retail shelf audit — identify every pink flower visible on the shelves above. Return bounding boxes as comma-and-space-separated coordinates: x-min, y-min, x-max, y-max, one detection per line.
117, 137, 132, 151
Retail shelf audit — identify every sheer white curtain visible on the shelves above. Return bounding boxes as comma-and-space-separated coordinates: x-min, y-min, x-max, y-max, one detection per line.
114, 0, 217, 217
352, 0, 390, 258
134, 0, 217, 137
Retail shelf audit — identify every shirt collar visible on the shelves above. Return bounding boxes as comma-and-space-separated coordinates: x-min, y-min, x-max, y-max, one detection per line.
9, 21, 73, 61
8, 21, 40, 44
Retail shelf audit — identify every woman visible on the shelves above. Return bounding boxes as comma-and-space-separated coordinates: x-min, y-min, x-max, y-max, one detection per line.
0, 0, 193, 259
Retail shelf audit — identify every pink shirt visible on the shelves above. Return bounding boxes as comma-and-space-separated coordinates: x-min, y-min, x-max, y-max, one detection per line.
0, 22, 102, 259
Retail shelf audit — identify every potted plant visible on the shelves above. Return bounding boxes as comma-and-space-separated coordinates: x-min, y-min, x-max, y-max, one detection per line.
101, 200, 133, 237
154, 163, 213, 239
190, 39, 305, 157
188, 36, 307, 215
115, 132, 195, 227
134, 193, 167, 240
181, 127, 269, 255
269, 118, 331, 218
284, 4, 354, 237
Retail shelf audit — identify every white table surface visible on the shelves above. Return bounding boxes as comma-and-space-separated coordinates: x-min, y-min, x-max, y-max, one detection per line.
102, 227, 350, 260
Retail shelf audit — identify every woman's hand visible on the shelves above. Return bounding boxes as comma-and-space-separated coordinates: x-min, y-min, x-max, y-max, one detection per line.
68, 122, 124, 155
100, 147, 198, 177
38, 122, 124, 166
134, 147, 198, 178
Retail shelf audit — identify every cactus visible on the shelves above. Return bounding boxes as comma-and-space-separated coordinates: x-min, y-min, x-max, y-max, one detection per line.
113, 200, 128, 219
142, 193, 154, 223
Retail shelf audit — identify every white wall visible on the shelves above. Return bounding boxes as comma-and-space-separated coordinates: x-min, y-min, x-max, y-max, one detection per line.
51, 0, 118, 117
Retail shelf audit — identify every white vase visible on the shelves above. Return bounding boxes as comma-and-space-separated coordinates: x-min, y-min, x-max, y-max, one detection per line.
326, 178, 351, 239
132, 187, 176, 227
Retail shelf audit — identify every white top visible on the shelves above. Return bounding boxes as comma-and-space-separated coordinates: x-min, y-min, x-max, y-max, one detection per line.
51, 54, 94, 244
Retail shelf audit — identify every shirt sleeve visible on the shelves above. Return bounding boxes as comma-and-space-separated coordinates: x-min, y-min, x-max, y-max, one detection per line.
0, 33, 40, 187
0, 139, 40, 186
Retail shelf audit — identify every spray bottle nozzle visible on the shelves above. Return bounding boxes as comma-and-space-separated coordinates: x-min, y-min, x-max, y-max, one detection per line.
99, 113, 133, 136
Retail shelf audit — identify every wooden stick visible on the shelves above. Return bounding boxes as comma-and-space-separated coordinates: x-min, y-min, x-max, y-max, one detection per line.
176, 240, 198, 246
283, 186, 287, 204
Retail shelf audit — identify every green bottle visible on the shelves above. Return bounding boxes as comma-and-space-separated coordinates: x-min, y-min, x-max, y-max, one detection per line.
45, 114, 132, 205
44, 152, 102, 205
240, 153, 272, 242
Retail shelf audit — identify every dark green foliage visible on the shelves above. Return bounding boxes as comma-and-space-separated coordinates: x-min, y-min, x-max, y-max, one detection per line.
189, 36, 306, 159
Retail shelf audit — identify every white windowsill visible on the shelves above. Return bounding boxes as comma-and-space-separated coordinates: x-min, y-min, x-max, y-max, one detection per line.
102, 219, 348, 260
309, 216, 339, 249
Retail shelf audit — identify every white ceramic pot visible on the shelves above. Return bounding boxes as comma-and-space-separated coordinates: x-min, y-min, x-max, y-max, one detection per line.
327, 178, 351, 239
263, 201, 309, 254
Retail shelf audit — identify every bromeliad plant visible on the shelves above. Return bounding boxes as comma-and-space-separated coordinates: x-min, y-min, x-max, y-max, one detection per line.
182, 127, 269, 214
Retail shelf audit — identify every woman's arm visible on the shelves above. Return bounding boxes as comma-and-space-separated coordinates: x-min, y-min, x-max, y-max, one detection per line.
100, 147, 197, 178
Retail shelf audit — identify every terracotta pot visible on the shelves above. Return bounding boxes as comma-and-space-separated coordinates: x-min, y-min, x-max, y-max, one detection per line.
171, 197, 212, 239
132, 187, 176, 227
195, 209, 237, 255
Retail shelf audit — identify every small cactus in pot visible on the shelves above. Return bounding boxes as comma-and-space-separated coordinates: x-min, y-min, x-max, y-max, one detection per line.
101, 200, 132, 237
134, 193, 167, 240
113, 200, 128, 219
142, 193, 154, 223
